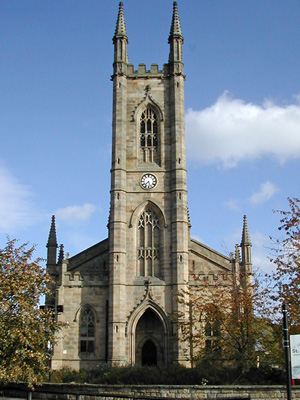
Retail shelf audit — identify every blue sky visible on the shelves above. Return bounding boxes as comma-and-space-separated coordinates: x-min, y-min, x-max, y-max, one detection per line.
1, 0, 300, 274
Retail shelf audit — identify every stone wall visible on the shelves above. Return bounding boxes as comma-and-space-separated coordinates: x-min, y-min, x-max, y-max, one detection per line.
1, 383, 300, 400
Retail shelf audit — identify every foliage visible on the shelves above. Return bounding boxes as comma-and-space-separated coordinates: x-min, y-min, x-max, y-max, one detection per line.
175, 270, 282, 372
0, 238, 62, 388
210, 280, 257, 370
270, 197, 300, 331
50, 364, 285, 385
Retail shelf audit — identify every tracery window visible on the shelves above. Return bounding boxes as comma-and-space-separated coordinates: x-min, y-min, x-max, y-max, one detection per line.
140, 107, 159, 163
137, 209, 160, 277
204, 309, 220, 350
80, 307, 95, 354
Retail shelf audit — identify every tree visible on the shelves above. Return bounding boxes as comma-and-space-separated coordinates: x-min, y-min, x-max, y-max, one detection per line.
213, 279, 257, 370
0, 238, 62, 388
175, 270, 281, 373
270, 197, 300, 331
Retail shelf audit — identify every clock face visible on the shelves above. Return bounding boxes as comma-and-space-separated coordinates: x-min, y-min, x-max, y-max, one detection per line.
140, 173, 157, 190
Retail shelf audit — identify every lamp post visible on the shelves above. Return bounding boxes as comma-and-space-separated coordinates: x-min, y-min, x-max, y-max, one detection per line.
282, 303, 292, 400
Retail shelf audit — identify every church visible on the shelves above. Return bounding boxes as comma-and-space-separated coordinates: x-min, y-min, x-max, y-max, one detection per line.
46, 2, 252, 370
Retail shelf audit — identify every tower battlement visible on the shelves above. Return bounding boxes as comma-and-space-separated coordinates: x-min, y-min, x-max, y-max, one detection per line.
63, 271, 106, 284
127, 63, 169, 78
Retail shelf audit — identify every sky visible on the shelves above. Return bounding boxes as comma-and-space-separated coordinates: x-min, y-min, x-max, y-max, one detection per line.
1, 0, 300, 275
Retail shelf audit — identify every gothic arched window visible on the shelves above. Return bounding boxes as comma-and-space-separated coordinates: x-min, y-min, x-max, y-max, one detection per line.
80, 307, 95, 354
140, 107, 159, 163
137, 208, 160, 277
204, 308, 220, 350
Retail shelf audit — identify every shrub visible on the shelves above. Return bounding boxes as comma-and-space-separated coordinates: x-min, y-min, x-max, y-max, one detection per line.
50, 364, 285, 385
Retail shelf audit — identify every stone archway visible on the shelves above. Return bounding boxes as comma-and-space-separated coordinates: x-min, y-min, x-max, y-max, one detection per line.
135, 309, 165, 366
142, 340, 157, 366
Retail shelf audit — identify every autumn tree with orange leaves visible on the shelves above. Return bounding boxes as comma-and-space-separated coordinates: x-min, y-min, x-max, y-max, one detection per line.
270, 197, 300, 332
0, 239, 62, 388
176, 270, 282, 373
176, 274, 256, 370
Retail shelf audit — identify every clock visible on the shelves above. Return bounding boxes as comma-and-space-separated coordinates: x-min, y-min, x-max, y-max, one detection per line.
140, 173, 157, 190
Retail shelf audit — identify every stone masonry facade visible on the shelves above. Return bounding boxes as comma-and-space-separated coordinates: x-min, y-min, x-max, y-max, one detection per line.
46, 2, 252, 371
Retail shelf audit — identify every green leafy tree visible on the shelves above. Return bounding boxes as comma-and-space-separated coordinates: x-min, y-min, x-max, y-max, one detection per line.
0, 238, 62, 388
270, 197, 300, 331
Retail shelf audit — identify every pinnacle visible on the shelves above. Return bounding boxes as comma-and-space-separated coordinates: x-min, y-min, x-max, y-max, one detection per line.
235, 244, 241, 263
47, 215, 58, 248
168, 1, 183, 42
58, 244, 64, 264
241, 215, 251, 246
114, 2, 128, 39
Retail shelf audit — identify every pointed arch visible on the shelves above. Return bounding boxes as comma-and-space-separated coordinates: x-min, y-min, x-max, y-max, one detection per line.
74, 303, 99, 323
129, 200, 167, 229
130, 201, 166, 278
127, 299, 170, 365
133, 95, 164, 165
140, 338, 158, 366
132, 94, 164, 123
127, 299, 170, 336
137, 208, 160, 277
200, 303, 221, 351
78, 305, 96, 356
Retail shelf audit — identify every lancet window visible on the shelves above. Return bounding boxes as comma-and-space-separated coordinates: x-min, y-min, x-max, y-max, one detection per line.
137, 209, 160, 277
80, 307, 95, 354
140, 107, 159, 163
204, 309, 220, 350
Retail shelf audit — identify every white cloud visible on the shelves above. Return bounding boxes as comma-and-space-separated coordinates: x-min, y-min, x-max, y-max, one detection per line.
56, 203, 96, 222
224, 181, 277, 212
248, 232, 274, 273
251, 231, 271, 249
252, 251, 274, 274
186, 92, 300, 168
249, 181, 278, 205
62, 231, 99, 255
0, 162, 36, 233
220, 228, 275, 273
224, 228, 242, 249
224, 199, 240, 211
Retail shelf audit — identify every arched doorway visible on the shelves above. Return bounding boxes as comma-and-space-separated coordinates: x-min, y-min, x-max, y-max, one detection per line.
142, 340, 157, 366
135, 309, 164, 366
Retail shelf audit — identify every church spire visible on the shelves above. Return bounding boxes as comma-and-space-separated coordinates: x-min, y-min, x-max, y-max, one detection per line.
241, 215, 251, 247
169, 2, 183, 42
46, 215, 58, 276
114, 2, 128, 39
168, 2, 184, 70
113, 2, 129, 68
47, 215, 58, 249
240, 215, 252, 284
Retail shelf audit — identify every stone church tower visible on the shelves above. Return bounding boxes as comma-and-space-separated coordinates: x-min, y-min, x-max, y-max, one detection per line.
46, 2, 252, 370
